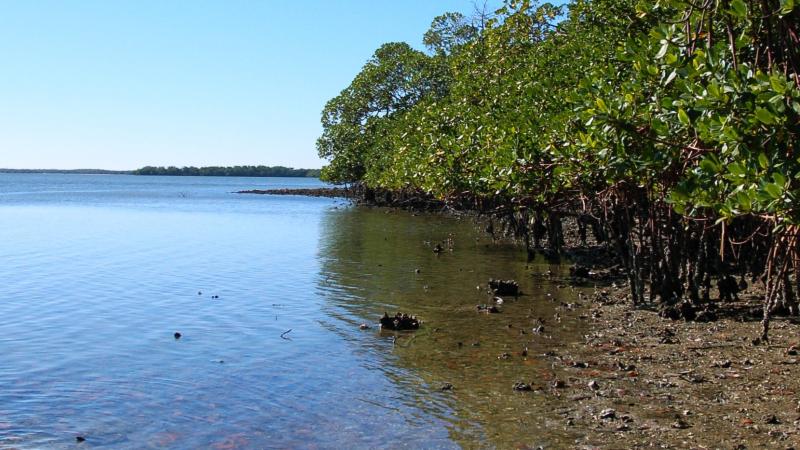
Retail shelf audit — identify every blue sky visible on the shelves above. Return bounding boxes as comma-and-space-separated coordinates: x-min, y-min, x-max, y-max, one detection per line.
0, 1, 503, 170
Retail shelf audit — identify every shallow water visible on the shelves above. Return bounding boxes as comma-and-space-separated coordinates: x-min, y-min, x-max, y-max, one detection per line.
0, 174, 586, 449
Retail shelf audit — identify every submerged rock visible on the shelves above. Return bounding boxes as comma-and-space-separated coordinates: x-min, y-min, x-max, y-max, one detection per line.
476, 304, 500, 313
379, 312, 421, 330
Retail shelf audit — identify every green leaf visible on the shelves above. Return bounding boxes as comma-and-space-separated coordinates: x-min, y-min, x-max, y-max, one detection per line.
773, 172, 786, 186
678, 108, 690, 126
736, 192, 752, 211
700, 158, 719, 173
728, 162, 746, 176
780, 0, 795, 15
596, 98, 608, 113
655, 41, 669, 59
755, 107, 775, 124
758, 153, 769, 169
764, 183, 783, 198
707, 82, 720, 98
730, 0, 748, 17
664, 70, 677, 86
770, 75, 786, 94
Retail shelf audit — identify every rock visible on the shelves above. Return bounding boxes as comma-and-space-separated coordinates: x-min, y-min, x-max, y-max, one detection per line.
552, 379, 566, 389
659, 304, 682, 321
672, 418, 690, 429
599, 409, 617, 420
513, 381, 533, 391
764, 414, 780, 424
498, 352, 511, 360
659, 301, 696, 321
717, 275, 741, 302
679, 301, 696, 321
658, 328, 678, 344
493, 296, 504, 304
573, 361, 589, 369
379, 312, 421, 330
695, 307, 718, 322
570, 265, 591, 278
174, 332, 182, 340
488, 279, 520, 296
712, 360, 732, 368
588, 380, 600, 391
533, 325, 545, 334
76, 436, 86, 443
359, 323, 371, 330
441, 383, 454, 391
787, 345, 798, 356
476, 304, 500, 313
616, 361, 636, 371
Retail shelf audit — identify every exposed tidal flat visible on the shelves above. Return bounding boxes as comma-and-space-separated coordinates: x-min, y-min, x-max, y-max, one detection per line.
1, 174, 799, 449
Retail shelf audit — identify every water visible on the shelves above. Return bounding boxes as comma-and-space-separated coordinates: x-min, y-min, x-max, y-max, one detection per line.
0, 174, 586, 449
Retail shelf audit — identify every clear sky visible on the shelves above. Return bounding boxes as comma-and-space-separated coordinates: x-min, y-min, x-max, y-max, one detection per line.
0, 1, 499, 170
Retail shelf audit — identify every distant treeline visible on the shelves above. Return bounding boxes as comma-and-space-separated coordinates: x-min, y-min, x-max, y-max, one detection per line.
0, 168, 131, 174
133, 166, 321, 178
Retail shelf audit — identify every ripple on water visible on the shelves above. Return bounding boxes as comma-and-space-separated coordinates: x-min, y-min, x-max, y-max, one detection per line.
0, 174, 584, 448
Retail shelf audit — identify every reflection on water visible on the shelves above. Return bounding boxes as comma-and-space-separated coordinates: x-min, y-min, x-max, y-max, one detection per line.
0, 174, 586, 449
317, 208, 587, 448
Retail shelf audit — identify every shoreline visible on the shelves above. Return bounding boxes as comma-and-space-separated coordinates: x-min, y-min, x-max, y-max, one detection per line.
243, 186, 800, 447
236, 187, 351, 198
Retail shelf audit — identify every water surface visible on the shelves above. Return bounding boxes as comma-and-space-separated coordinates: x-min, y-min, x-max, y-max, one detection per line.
0, 174, 585, 449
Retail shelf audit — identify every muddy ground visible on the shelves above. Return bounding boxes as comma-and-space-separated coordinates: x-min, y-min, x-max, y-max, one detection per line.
540, 281, 800, 449
523, 217, 800, 449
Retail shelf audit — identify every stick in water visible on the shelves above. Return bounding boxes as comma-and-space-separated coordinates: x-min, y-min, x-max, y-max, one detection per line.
280, 329, 293, 340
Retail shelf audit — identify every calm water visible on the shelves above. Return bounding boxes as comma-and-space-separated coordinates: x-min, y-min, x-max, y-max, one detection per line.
0, 174, 586, 449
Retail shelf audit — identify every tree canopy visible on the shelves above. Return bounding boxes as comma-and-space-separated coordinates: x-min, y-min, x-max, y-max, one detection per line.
318, 0, 800, 337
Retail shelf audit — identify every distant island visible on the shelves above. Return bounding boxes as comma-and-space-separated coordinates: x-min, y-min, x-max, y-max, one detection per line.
132, 166, 321, 178
0, 166, 321, 178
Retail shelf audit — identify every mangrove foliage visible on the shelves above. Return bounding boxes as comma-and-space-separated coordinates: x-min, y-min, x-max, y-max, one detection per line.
318, 0, 800, 338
